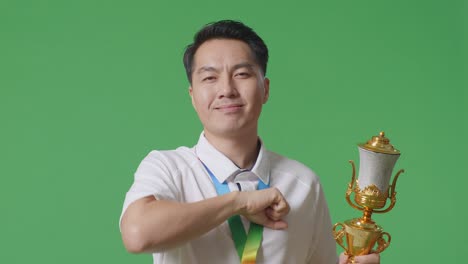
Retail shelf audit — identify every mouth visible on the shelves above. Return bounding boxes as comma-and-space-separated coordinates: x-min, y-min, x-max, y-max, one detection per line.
214, 104, 244, 112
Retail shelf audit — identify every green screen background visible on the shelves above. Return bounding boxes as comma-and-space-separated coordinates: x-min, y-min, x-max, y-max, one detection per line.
1, 0, 466, 263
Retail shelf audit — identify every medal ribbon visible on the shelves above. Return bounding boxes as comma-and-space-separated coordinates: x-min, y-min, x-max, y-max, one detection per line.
200, 162, 269, 264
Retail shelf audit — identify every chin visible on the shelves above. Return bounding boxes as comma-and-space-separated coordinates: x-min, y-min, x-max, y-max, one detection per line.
215, 125, 256, 138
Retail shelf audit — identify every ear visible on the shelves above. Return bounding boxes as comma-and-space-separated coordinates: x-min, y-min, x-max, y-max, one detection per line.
189, 85, 197, 110
262, 77, 270, 104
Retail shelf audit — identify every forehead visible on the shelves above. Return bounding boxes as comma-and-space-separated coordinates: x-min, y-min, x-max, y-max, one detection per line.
193, 39, 256, 69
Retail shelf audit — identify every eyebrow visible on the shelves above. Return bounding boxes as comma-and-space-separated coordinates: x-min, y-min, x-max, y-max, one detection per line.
195, 62, 255, 74
196, 66, 217, 74
232, 62, 255, 71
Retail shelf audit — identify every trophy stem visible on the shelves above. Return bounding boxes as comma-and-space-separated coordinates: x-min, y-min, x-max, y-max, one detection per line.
362, 208, 375, 223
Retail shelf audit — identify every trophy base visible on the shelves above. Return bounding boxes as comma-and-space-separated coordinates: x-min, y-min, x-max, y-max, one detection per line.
333, 217, 391, 256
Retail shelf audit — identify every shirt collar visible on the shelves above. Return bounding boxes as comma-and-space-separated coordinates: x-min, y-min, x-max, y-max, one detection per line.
195, 132, 270, 185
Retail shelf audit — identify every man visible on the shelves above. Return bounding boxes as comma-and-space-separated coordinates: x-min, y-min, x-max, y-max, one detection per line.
120, 20, 380, 264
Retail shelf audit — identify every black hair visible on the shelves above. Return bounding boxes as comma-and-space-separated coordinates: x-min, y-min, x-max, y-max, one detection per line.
183, 20, 269, 83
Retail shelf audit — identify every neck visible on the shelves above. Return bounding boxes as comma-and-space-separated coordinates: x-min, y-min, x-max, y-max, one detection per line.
204, 130, 260, 169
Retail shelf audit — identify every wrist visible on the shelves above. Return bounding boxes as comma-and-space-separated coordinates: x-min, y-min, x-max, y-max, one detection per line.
229, 191, 245, 215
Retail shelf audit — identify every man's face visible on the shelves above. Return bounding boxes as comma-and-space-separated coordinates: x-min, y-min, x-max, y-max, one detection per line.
189, 39, 269, 138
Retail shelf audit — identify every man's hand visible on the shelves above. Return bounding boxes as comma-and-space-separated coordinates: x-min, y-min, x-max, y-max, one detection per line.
235, 188, 290, 230
339, 252, 380, 264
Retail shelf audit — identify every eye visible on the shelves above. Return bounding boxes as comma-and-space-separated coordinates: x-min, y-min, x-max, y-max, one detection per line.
235, 72, 251, 78
202, 76, 217, 82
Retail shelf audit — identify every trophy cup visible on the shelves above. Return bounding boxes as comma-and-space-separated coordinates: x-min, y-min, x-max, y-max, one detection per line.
333, 132, 404, 263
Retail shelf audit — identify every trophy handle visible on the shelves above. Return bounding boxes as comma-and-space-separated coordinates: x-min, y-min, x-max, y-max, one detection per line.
374, 169, 404, 214
373, 232, 391, 253
332, 223, 348, 252
346, 160, 364, 211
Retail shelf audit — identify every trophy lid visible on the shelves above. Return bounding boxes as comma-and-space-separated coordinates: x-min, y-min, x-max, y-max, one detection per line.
358, 131, 400, 155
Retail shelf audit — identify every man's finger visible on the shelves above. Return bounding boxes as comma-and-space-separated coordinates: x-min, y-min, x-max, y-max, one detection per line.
354, 253, 380, 264
262, 219, 288, 230
339, 252, 380, 264
272, 200, 290, 215
266, 206, 287, 220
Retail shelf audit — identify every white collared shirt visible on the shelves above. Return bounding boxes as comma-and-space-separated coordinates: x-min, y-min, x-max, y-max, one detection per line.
121, 133, 338, 264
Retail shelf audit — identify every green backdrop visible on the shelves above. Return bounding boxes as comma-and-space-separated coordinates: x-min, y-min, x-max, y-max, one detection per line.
1, 0, 466, 263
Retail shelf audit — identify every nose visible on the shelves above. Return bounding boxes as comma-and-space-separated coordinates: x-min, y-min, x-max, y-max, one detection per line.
218, 76, 238, 98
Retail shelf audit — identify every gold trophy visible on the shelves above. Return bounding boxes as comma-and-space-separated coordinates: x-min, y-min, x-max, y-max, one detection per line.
333, 132, 404, 263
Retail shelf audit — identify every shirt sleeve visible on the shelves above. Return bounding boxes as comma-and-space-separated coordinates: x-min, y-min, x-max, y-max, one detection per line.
306, 181, 339, 264
119, 151, 180, 227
